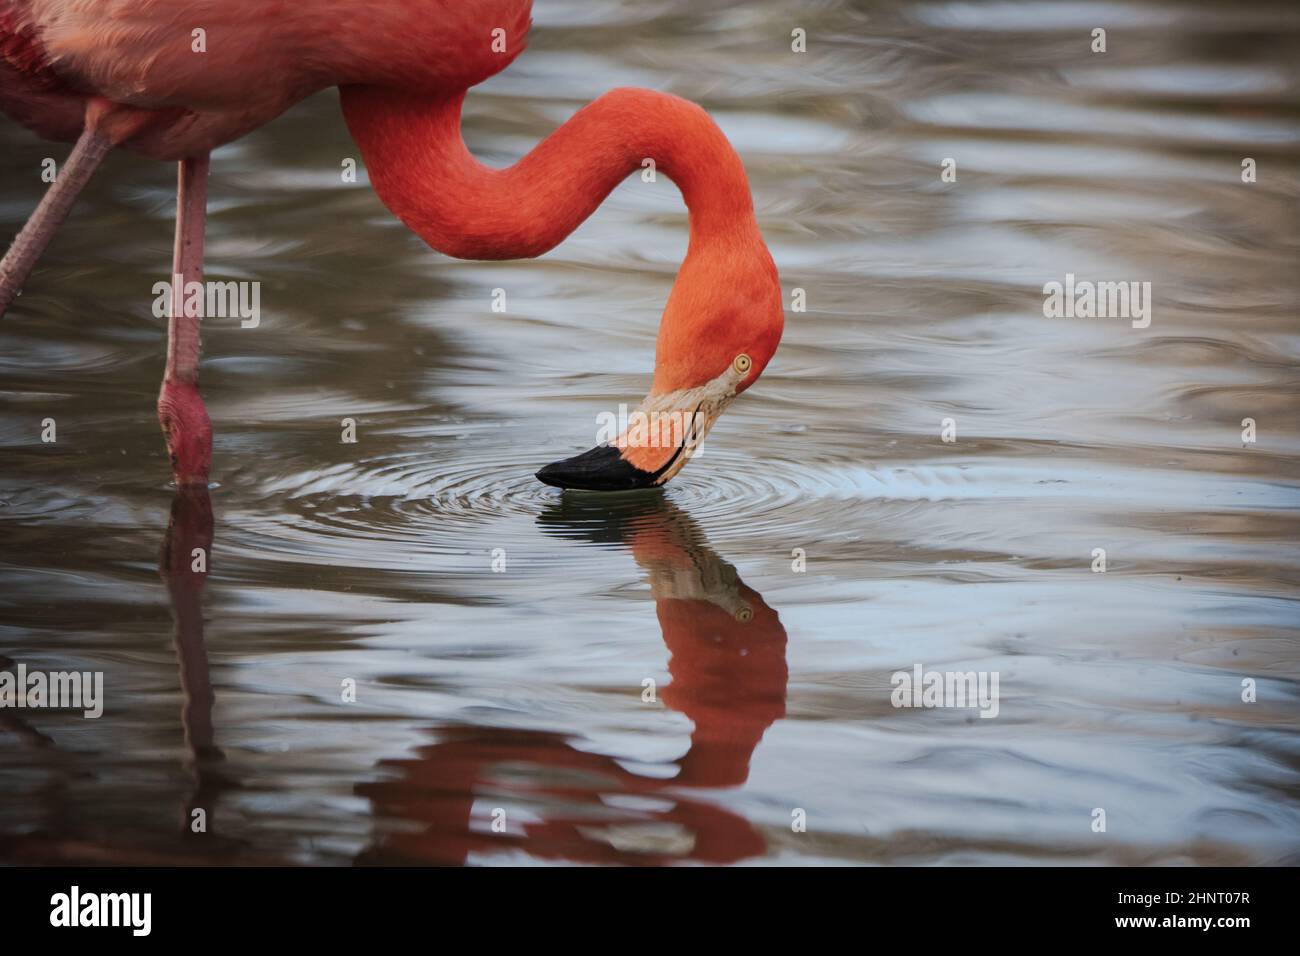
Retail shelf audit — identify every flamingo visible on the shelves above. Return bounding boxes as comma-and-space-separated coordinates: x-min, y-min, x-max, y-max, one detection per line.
0, 0, 783, 490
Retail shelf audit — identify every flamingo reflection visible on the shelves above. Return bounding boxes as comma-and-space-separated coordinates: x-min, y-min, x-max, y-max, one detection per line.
0, 489, 236, 863
355, 495, 788, 865
159, 488, 240, 842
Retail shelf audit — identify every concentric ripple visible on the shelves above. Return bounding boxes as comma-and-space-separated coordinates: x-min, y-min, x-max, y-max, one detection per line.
211, 433, 1300, 592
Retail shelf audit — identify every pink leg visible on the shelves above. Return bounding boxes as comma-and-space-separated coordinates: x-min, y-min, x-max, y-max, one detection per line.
158, 154, 213, 486
0, 128, 112, 317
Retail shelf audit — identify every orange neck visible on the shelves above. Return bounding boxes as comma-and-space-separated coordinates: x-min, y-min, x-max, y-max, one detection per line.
338, 85, 779, 393
340, 85, 757, 256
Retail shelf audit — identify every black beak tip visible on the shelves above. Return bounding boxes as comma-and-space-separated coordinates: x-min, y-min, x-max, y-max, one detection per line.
535, 445, 661, 492
534, 462, 570, 489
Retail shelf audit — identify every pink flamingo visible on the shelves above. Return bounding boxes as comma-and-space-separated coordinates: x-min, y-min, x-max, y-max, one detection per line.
0, 0, 783, 490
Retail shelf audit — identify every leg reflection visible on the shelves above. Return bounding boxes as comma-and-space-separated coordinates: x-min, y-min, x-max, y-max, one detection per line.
1, 490, 237, 863
159, 487, 238, 836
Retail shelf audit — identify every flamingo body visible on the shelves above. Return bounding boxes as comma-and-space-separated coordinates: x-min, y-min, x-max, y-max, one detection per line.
1, 0, 531, 154
0, 0, 784, 490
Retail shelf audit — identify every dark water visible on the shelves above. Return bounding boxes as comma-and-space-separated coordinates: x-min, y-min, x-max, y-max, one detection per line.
2, 0, 1299, 865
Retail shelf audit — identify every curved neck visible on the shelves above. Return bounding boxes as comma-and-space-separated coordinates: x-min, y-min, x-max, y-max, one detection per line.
338, 85, 760, 261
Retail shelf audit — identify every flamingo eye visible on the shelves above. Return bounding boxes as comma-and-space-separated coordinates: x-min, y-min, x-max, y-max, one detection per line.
733, 353, 752, 374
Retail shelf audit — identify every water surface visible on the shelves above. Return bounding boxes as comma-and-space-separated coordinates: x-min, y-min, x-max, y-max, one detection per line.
2, 0, 1299, 865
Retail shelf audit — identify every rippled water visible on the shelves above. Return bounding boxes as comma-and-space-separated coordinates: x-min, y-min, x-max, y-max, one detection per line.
2, 0, 1299, 865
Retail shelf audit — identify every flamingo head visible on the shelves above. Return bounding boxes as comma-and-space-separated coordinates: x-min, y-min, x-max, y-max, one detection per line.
536, 233, 783, 491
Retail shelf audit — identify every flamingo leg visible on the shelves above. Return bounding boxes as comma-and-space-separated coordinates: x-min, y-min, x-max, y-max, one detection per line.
0, 127, 112, 317
158, 154, 213, 487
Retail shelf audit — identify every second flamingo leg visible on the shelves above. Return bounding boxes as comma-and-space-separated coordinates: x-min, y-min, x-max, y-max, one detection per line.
158, 154, 213, 487
0, 127, 112, 317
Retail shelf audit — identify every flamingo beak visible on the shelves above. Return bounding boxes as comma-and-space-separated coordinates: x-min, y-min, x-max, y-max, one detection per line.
536, 358, 755, 491
536, 395, 727, 492
535, 443, 683, 491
